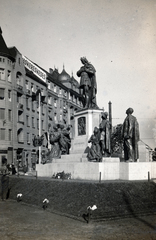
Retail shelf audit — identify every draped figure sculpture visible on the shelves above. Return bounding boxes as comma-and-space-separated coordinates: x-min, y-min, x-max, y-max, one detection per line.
122, 108, 140, 162
49, 124, 71, 159
87, 127, 102, 162
99, 112, 111, 157
77, 57, 98, 109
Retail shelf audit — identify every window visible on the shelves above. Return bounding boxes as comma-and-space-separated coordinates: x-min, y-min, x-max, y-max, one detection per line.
54, 113, 57, 122
0, 128, 5, 140
27, 133, 30, 144
26, 97, 29, 109
41, 104, 45, 115
48, 81, 50, 89
25, 80, 29, 89
64, 90, 67, 97
8, 70, 11, 82
48, 96, 51, 104
0, 109, 5, 119
8, 129, 12, 141
37, 119, 39, 129
42, 120, 44, 130
17, 128, 24, 143
16, 72, 22, 85
8, 110, 11, 121
8, 90, 11, 101
31, 83, 34, 92
17, 94, 23, 106
32, 117, 35, 128
63, 101, 66, 110
26, 115, 30, 127
32, 101, 35, 111
37, 102, 39, 112
60, 100, 62, 108
59, 88, 62, 94
18, 112, 24, 123
0, 88, 5, 100
54, 99, 57, 107
0, 58, 4, 63
54, 85, 56, 92
60, 114, 63, 121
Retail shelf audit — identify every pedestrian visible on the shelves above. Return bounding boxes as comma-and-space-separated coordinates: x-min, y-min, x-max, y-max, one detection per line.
1, 166, 9, 200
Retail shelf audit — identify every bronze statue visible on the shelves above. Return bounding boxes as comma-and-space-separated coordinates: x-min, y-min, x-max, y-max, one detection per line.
99, 112, 111, 157
77, 57, 98, 109
122, 108, 140, 162
87, 127, 102, 162
49, 124, 71, 159
61, 125, 72, 154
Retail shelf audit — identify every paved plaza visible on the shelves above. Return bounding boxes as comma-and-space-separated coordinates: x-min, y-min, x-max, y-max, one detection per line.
0, 199, 156, 240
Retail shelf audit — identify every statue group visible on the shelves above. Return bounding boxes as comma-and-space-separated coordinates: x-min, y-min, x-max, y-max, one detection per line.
87, 108, 140, 163
47, 124, 71, 159
87, 112, 111, 162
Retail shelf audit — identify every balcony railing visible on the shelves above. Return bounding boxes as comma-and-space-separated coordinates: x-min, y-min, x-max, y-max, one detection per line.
17, 84, 23, 90
17, 103, 23, 110
26, 89, 31, 94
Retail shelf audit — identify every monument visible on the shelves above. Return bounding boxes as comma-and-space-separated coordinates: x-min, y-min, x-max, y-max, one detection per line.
70, 57, 105, 155
36, 57, 156, 181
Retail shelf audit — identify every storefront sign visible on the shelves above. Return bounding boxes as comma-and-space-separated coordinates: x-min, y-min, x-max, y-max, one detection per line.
22, 55, 46, 82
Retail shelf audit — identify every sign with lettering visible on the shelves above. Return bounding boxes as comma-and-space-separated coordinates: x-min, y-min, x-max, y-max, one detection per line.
22, 55, 46, 82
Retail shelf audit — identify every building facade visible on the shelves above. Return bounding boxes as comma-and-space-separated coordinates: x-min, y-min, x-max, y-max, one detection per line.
0, 28, 83, 171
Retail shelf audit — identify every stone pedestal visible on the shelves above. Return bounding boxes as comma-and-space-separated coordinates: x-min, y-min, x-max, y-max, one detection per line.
36, 160, 156, 181
70, 108, 103, 154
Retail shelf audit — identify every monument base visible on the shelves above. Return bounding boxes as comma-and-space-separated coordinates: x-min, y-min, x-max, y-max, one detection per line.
36, 155, 156, 181
70, 108, 103, 154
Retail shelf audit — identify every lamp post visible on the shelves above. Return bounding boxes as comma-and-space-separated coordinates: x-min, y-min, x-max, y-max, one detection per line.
38, 91, 42, 164
32, 89, 42, 164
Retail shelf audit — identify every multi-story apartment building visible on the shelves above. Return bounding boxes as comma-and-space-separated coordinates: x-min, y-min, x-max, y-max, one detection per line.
0, 28, 83, 171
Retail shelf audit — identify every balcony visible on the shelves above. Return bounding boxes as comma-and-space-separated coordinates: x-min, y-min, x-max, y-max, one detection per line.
17, 84, 24, 94
63, 107, 68, 113
26, 89, 31, 95
17, 103, 23, 111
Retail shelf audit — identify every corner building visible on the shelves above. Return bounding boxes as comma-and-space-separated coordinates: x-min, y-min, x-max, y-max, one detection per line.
0, 28, 83, 171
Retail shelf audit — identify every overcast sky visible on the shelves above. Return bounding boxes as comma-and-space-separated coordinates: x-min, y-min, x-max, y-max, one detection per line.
1, 0, 156, 148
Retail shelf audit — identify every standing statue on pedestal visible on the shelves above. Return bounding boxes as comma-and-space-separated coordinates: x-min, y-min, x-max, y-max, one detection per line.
122, 108, 140, 162
99, 112, 111, 157
77, 57, 98, 109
